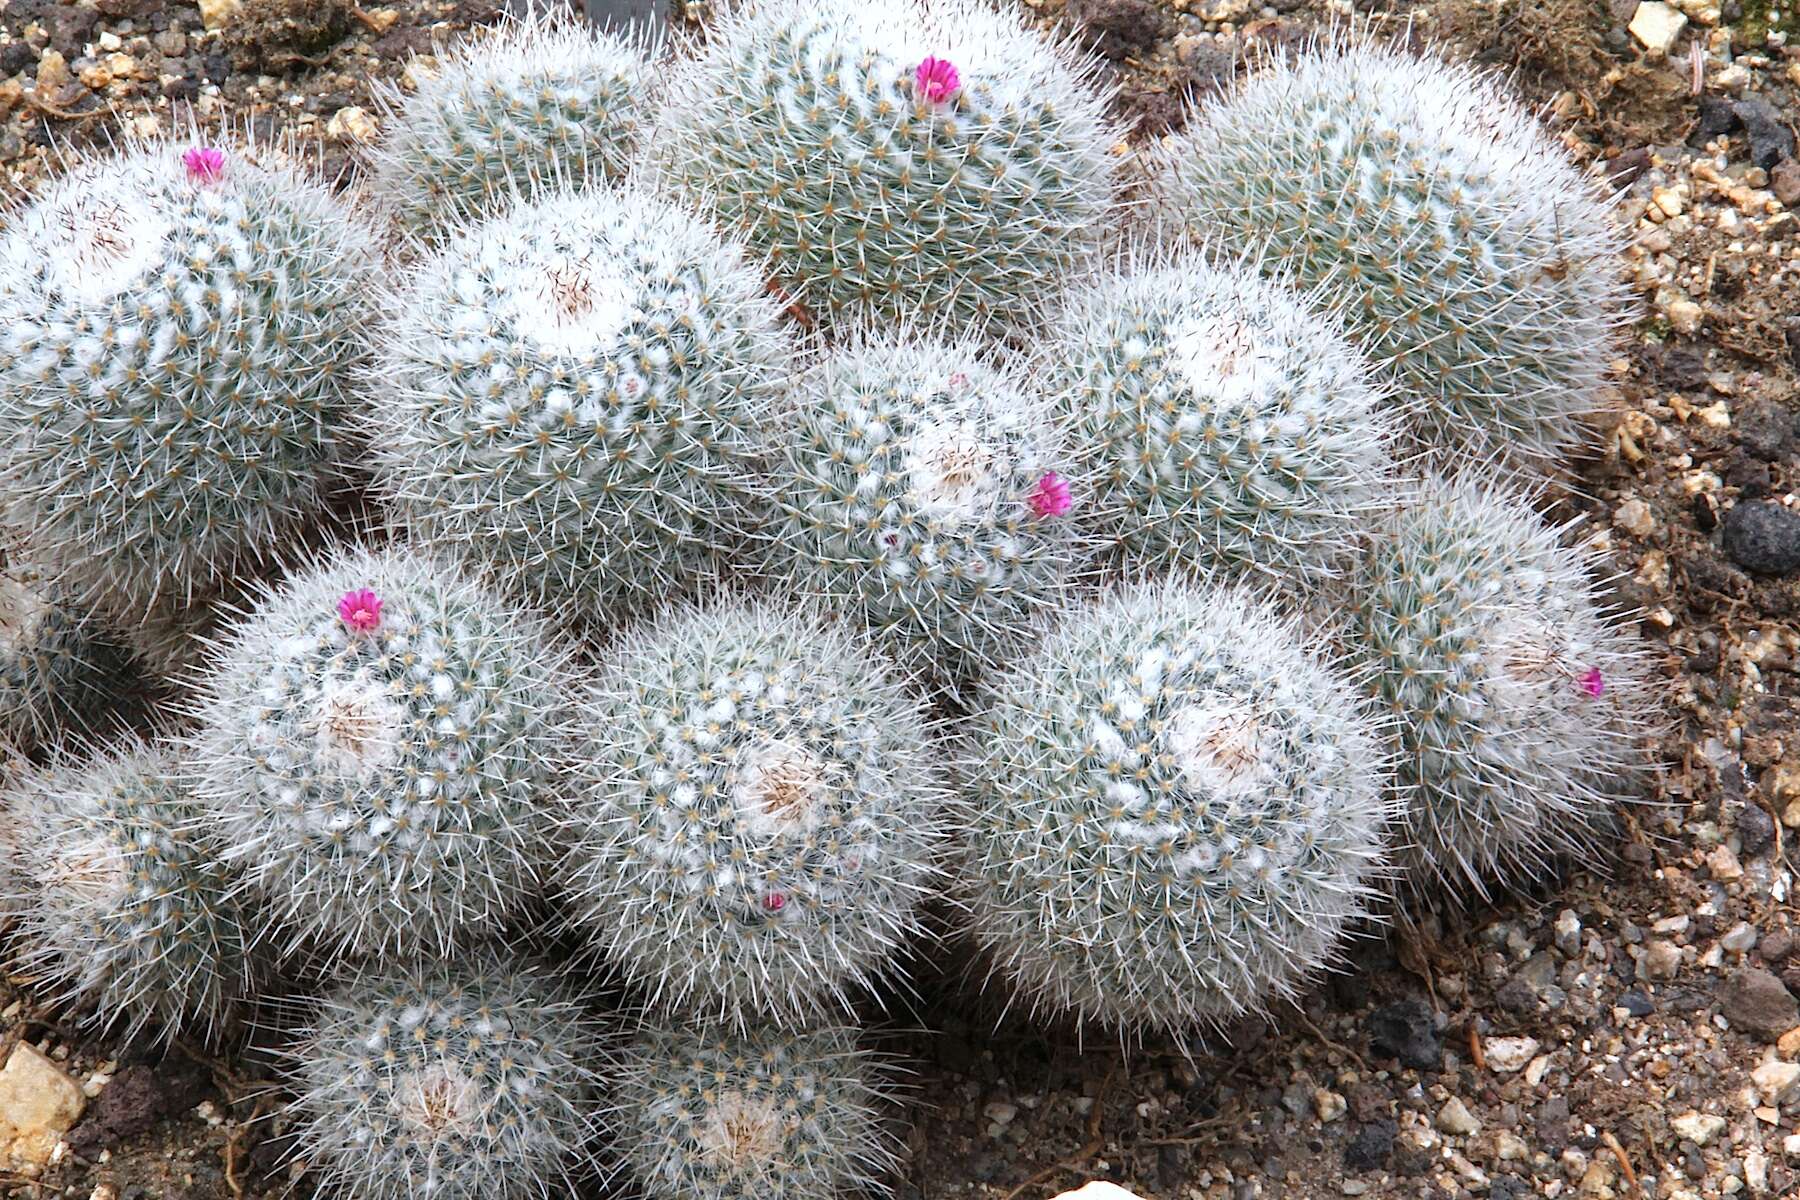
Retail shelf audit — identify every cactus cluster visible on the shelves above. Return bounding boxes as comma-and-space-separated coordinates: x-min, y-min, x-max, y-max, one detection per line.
647, 0, 1120, 332
1046, 249, 1401, 582
4, 741, 250, 1041
768, 333, 1077, 687
960, 579, 1392, 1033
0, 137, 379, 621
189, 545, 580, 966
562, 599, 943, 1027
0, 7, 1663, 1200
370, 186, 792, 621
288, 952, 608, 1200
367, 11, 652, 240
1341, 474, 1655, 900
616, 1017, 896, 1200
1156, 39, 1626, 479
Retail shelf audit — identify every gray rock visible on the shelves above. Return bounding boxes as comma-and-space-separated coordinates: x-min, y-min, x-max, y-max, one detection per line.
1735, 97, 1797, 171
1723, 502, 1800, 576
1366, 999, 1442, 1070
1718, 967, 1800, 1042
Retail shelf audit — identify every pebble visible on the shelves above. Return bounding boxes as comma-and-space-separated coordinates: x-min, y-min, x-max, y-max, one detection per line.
198, 0, 242, 31
1652, 186, 1686, 219
1722, 922, 1759, 953
1052, 1186, 1149, 1200
1664, 296, 1703, 335
1367, 999, 1441, 1070
327, 105, 377, 143
36, 48, 69, 90
1751, 1060, 1800, 1104
1628, 2, 1688, 54
1555, 909, 1582, 957
1719, 967, 1800, 1042
1735, 97, 1797, 172
1642, 939, 1683, 980
1437, 1097, 1480, 1136
1672, 1111, 1727, 1145
1614, 498, 1656, 537
1723, 502, 1800, 576
1708, 843, 1744, 881
1485, 1036, 1541, 1074
1314, 1088, 1347, 1123
0, 1044, 86, 1168
983, 1101, 1017, 1127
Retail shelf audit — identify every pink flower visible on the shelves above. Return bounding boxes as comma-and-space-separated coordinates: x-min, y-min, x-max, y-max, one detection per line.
338, 588, 382, 634
182, 146, 226, 185
762, 891, 786, 914
947, 371, 970, 390
1029, 471, 1073, 519
1578, 667, 1606, 698
915, 56, 961, 104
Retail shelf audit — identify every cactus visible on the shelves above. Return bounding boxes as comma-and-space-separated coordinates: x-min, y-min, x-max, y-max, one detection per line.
287, 951, 607, 1200
562, 598, 943, 1027
645, 0, 1120, 333
1046, 249, 1401, 582
1155, 38, 1625, 480
366, 10, 652, 240
369, 186, 792, 622
768, 332, 1077, 688
4, 740, 250, 1042
1341, 473, 1655, 900
0, 549, 134, 756
0, 137, 380, 620
960, 579, 1390, 1034
617, 1017, 896, 1200
189, 544, 580, 966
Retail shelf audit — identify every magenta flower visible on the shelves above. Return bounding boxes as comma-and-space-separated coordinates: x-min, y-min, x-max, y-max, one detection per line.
1029, 471, 1073, 519
338, 588, 383, 634
762, 891, 787, 914
182, 146, 226, 185
1578, 667, 1606, 698
915, 56, 961, 104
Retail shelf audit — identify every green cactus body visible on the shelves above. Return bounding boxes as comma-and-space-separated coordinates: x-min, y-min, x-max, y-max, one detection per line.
770, 333, 1077, 688
962, 580, 1390, 1033
0, 139, 379, 617
368, 12, 651, 240
7, 742, 250, 1042
371, 187, 792, 621
0, 554, 132, 755
647, 0, 1119, 333
564, 599, 943, 1027
289, 953, 606, 1200
1048, 250, 1400, 581
618, 1019, 895, 1200
1345, 473, 1655, 898
1157, 41, 1625, 479
190, 546, 580, 966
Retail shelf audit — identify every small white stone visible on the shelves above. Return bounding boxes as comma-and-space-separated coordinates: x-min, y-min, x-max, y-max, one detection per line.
1485, 1036, 1542, 1074
1437, 1097, 1481, 1137
1314, 1088, 1347, 1123
983, 1101, 1017, 1126
1555, 910, 1583, 956
1629, 2, 1689, 55
1614, 498, 1656, 538
197, 0, 242, 31
1783, 1133, 1800, 1157
1752, 1060, 1800, 1104
0, 1045, 86, 1168
1671, 1111, 1727, 1145
326, 106, 378, 144
1721, 922, 1759, 953
1052, 1186, 1150, 1200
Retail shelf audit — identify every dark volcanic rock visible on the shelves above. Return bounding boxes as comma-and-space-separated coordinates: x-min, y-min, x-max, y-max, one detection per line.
1366, 999, 1441, 1069
1724, 502, 1800, 576
1718, 967, 1800, 1041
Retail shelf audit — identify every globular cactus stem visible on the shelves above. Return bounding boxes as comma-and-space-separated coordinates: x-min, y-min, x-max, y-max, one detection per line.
616, 1017, 898, 1200
366, 9, 653, 241
1046, 246, 1401, 583
960, 578, 1392, 1034
4, 740, 251, 1043
189, 545, 582, 967
1156, 37, 1627, 482
0, 135, 379, 622
562, 598, 944, 1028
1341, 472, 1657, 900
370, 186, 793, 623
286, 951, 608, 1200
647, 0, 1122, 334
